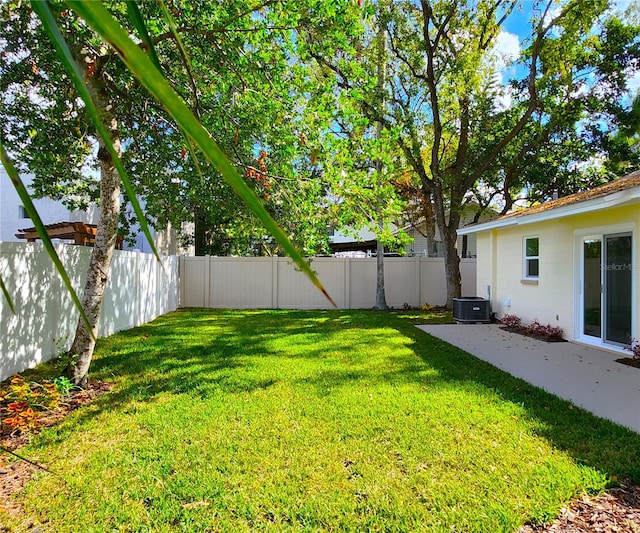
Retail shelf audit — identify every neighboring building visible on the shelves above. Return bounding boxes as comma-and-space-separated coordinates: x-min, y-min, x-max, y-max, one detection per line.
328, 227, 380, 257
404, 203, 498, 258
458, 171, 640, 352
0, 168, 186, 254
0, 168, 99, 243
329, 203, 497, 258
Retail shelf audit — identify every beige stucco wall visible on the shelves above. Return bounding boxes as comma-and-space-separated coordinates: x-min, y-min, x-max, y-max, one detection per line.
475, 204, 640, 341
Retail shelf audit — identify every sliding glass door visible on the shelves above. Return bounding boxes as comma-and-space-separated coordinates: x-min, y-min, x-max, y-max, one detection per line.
581, 232, 633, 346
604, 234, 632, 345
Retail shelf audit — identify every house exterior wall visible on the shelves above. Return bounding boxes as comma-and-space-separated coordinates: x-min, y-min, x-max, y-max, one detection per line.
0, 169, 185, 254
475, 204, 640, 342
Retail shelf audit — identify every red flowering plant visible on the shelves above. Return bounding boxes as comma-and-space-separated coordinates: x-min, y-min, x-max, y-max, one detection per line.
526, 320, 564, 341
625, 337, 640, 360
500, 314, 522, 329
499, 314, 564, 341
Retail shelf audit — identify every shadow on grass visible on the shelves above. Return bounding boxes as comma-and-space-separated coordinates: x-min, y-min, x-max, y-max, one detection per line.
29, 308, 640, 483
397, 320, 640, 483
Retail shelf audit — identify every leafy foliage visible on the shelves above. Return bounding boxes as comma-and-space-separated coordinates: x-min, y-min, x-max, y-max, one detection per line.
303, 0, 640, 307
0, 376, 67, 434
500, 314, 564, 341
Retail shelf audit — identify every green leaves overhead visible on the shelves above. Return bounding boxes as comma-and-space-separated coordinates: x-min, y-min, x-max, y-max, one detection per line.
65, 0, 335, 305
31, 0, 161, 263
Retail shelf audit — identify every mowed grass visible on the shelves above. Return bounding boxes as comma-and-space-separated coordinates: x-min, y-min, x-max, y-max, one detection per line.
6, 309, 640, 532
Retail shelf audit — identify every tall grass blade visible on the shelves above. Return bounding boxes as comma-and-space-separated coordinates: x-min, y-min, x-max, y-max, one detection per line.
67, 0, 336, 306
0, 143, 95, 339
31, 1, 161, 264
0, 275, 15, 314
126, 1, 162, 73
127, 1, 205, 187
156, 0, 202, 119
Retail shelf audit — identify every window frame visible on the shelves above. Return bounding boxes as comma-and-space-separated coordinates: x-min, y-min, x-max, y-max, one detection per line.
523, 236, 539, 280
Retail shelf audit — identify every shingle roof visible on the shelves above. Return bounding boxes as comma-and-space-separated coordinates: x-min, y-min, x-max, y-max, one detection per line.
499, 170, 640, 221
457, 169, 640, 235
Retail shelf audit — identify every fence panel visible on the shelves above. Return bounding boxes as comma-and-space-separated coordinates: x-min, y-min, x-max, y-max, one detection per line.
0, 242, 178, 382
181, 255, 477, 310
210, 257, 273, 309
277, 257, 347, 309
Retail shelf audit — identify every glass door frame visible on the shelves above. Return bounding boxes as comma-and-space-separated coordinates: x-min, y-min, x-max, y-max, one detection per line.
574, 224, 636, 350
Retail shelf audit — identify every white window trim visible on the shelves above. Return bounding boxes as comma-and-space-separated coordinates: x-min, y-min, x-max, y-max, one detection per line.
523, 236, 539, 280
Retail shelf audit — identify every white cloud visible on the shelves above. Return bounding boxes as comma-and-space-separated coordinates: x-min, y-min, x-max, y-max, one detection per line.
489, 31, 520, 111
628, 71, 640, 93
492, 31, 520, 69
611, 0, 634, 10
543, 5, 563, 28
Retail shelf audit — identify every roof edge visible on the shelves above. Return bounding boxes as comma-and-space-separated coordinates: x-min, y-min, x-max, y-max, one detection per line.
457, 187, 640, 235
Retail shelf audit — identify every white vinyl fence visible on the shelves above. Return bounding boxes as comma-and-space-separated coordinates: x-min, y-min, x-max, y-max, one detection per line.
0, 242, 178, 382
180, 255, 476, 310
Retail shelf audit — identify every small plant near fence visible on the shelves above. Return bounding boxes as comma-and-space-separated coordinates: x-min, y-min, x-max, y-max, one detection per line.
1, 375, 74, 435
499, 314, 564, 342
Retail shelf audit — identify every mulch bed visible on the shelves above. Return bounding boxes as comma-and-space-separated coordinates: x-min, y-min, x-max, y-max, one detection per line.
616, 358, 640, 369
499, 325, 567, 343
518, 483, 640, 532
1, 381, 113, 530
1, 380, 639, 532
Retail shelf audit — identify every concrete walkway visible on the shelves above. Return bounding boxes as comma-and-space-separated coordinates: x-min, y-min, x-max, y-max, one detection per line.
416, 324, 640, 433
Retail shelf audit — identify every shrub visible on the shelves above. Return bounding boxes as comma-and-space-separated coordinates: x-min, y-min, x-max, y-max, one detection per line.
625, 338, 640, 360
500, 314, 522, 328
527, 321, 564, 341
499, 315, 564, 341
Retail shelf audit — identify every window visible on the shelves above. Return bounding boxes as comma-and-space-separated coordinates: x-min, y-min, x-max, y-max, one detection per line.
524, 236, 539, 279
18, 205, 30, 219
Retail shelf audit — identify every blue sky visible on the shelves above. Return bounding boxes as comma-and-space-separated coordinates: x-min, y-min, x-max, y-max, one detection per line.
493, 0, 640, 95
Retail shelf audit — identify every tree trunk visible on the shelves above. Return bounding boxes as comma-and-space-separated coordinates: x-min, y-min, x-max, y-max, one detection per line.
442, 225, 461, 309
430, 183, 463, 310
194, 206, 207, 256
68, 133, 121, 387
372, 5, 388, 311
422, 193, 437, 256
374, 222, 388, 310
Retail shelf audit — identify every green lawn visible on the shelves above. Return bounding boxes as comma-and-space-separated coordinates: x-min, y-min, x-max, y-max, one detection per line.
5, 309, 640, 532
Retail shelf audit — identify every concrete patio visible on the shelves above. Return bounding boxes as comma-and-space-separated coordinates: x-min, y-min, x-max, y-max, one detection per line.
416, 324, 640, 433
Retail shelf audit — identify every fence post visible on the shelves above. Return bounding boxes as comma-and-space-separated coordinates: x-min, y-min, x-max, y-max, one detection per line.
272, 256, 279, 309
415, 255, 421, 307
344, 257, 350, 310
178, 255, 184, 308
135, 250, 142, 326
204, 255, 211, 308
